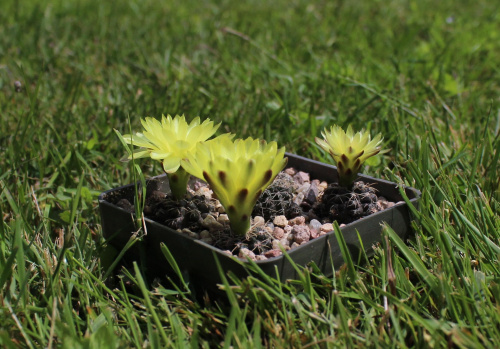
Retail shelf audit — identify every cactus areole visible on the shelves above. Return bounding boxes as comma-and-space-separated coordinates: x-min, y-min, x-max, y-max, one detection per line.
182, 137, 287, 236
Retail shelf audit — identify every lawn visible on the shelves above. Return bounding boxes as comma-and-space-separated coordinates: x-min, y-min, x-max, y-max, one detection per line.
1, 0, 499, 347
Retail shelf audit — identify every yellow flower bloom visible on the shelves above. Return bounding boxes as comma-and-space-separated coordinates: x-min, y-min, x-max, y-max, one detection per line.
182, 137, 287, 236
315, 125, 388, 188
122, 114, 220, 199
123, 114, 220, 173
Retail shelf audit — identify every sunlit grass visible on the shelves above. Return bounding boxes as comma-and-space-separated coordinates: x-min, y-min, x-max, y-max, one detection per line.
1, 0, 499, 347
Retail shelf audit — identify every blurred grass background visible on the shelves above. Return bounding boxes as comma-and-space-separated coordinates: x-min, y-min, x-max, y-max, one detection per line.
1, 0, 499, 347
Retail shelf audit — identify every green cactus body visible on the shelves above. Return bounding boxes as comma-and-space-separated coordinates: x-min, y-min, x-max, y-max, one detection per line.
336, 148, 365, 188
166, 168, 191, 200
315, 125, 388, 189
182, 137, 287, 236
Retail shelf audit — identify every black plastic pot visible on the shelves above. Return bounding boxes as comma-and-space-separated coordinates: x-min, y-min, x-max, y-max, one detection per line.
99, 153, 420, 292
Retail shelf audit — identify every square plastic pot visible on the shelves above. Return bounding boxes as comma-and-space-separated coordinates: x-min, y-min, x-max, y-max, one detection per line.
99, 153, 420, 292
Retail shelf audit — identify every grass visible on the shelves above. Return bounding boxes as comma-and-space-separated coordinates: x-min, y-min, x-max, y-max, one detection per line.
1, 0, 499, 347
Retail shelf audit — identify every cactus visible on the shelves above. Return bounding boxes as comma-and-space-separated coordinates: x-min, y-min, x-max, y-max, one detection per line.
181, 137, 287, 236
315, 125, 388, 188
119, 114, 220, 200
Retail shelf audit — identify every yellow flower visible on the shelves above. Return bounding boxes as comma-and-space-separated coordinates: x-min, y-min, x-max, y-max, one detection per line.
123, 115, 220, 173
315, 125, 388, 188
182, 137, 287, 236
122, 114, 220, 199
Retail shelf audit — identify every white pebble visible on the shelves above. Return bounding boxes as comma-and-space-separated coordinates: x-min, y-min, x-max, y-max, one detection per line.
320, 223, 333, 233
202, 215, 224, 232
217, 214, 230, 224
239, 248, 256, 260
199, 230, 211, 239
298, 183, 311, 194
252, 216, 265, 227
293, 193, 304, 205
273, 215, 288, 227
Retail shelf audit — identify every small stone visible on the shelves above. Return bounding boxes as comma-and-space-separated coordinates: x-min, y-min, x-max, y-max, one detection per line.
182, 229, 199, 239
252, 216, 265, 228
284, 168, 297, 176
255, 255, 267, 261
272, 239, 282, 250
213, 201, 225, 213
193, 179, 207, 191
297, 183, 311, 194
264, 226, 273, 235
291, 242, 300, 249
289, 216, 306, 226
264, 249, 282, 258
293, 171, 310, 184
278, 238, 293, 251
223, 250, 233, 256
293, 192, 304, 206
273, 215, 288, 227
239, 248, 256, 260
272, 227, 285, 239
304, 183, 319, 205
200, 237, 213, 244
202, 215, 224, 232
320, 223, 334, 233
319, 181, 328, 189
196, 187, 213, 199
292, 225, 310, 244
309, 219, 322, 239
199, 230, 211, 239
284, 226, 293, 235
217, 214, 230, 225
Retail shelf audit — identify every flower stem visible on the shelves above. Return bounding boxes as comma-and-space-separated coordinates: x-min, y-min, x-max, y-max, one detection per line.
226, 211, 251, 236
338, 172, 356, 190
167, 168, 190, 200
